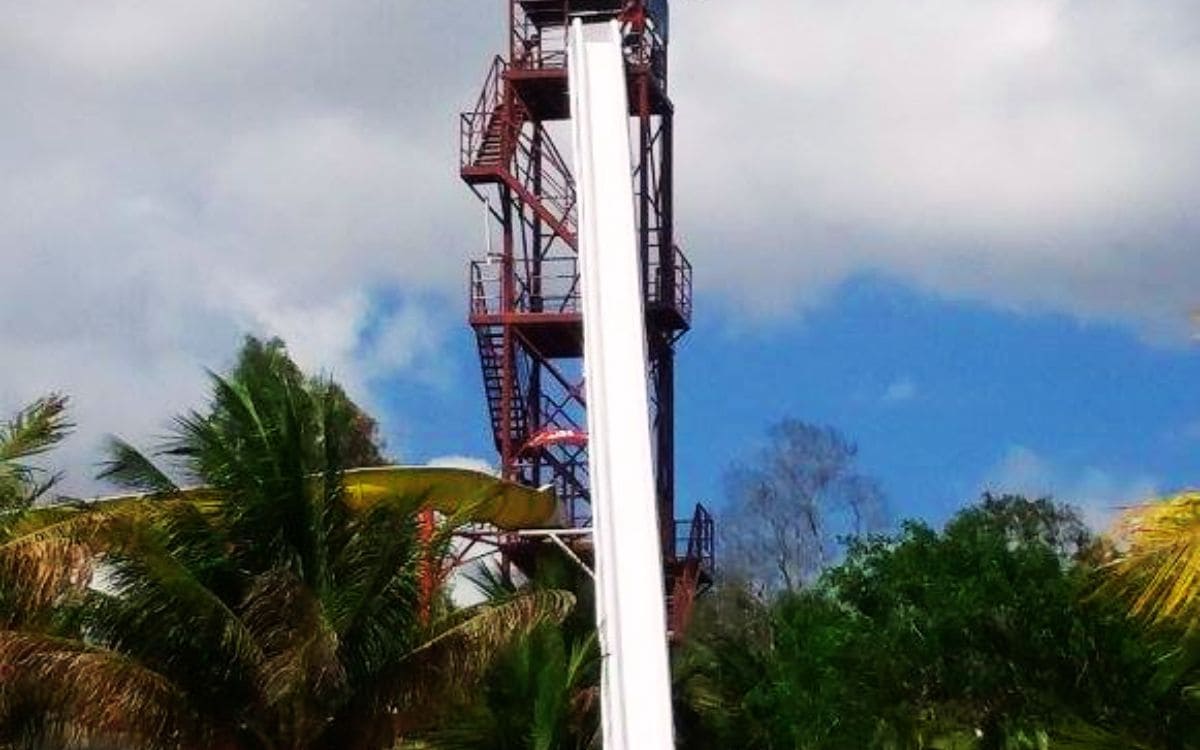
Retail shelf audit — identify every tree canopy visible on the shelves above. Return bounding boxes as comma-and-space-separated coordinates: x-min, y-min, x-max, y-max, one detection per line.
681, 495, 1195, 749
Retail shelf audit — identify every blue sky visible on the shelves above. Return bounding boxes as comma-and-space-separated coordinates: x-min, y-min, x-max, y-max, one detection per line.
676, 276, 1198, 527
379, 275, 1198, 529
2, 0, 1198, 530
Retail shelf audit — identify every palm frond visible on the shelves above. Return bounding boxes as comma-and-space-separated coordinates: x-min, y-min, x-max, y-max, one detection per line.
464, 561, 519, 602
0, 496, 223, 617
384, 590, 577, 732
86, 529, 267, 705
1051, 719, 1160, 750
209, 370, 275, 458
0, 394, 73, 510
0, 500, 138, 622
1102, 491, 1200, 627
97, 436, 181, 494
329, 505, 422, 679
0, 630, 194, 749
0, 394, 72, 464
241, 568, 347, 712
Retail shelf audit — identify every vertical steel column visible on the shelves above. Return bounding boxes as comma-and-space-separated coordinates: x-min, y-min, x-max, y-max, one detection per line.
530, 127, 545, 488
656, 111, 676, 558
500, 183, 516, 480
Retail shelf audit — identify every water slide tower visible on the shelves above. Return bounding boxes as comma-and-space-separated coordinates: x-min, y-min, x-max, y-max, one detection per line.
459, 0, 712, 633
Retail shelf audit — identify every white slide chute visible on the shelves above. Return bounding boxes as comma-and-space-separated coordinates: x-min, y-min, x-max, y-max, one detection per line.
568, 19, 675, 750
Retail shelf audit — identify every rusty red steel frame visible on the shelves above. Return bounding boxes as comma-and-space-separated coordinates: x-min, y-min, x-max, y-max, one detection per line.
458, 0, 712, 635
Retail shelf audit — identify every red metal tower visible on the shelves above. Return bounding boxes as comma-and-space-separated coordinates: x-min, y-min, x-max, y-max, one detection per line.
460, 0, 712, 633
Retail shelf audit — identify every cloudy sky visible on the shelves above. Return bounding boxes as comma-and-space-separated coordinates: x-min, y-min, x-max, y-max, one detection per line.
3, 0, 1198, 526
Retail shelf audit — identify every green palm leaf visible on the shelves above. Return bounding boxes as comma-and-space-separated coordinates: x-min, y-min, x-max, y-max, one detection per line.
0, 394, 72, 510
0, 394, 72, 464
97, 436, 180, 495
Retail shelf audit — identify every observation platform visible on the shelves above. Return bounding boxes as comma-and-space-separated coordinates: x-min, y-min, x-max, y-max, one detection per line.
468, 248, 693, 359
505, 0, 670, 121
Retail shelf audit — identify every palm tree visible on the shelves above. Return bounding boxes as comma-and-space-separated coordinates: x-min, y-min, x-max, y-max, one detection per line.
0, 349, 571, 749
0, 394, 72, 513
0, 394, 74, 631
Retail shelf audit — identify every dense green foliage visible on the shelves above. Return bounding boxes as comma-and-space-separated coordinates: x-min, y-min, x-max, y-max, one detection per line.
679, 496, 1199, 749
228, 336, 388, 468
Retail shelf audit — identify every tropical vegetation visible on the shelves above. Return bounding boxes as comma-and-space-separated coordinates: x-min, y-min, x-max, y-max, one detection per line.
678, 494, 1197, 748
0, 338, 571, 749
1, 341, 1198, 749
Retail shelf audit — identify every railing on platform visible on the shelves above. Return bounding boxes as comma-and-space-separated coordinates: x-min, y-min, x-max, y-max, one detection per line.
469, 255, 582, 317
646, 245, 692, 326
513, 14, 569, 71
674, 503, 715, 571
470, 246, 692, 327
510, 0, 668, 87
509, 124, 578, 238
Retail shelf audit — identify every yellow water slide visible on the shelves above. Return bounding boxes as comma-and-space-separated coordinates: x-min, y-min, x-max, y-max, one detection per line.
90, 467, 557, 531
342, 466, 556, 530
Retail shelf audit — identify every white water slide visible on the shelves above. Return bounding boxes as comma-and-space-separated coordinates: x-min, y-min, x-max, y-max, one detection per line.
568, 19, 675, 750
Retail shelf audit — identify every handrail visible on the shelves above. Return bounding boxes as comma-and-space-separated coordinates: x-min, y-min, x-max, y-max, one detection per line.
460, 56, 511, 170
471, 245, 691, 325
645, 244, 693, 325
674, 503, 714, 569
510, 1, 668, 78
510, 122, 577, 237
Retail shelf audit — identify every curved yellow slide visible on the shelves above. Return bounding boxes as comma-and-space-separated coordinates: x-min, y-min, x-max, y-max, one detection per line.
342, 466, 556, 530
90, 467, 557, 532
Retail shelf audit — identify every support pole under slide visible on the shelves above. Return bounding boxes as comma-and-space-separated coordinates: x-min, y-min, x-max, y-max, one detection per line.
568, 19, 675, 750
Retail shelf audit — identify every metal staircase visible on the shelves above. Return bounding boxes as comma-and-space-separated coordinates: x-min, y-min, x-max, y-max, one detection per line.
475, 327, 529, 453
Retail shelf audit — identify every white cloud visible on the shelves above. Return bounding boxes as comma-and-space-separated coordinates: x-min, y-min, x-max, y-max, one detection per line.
882, 377, 919, 404
981, 445, 1160, 529
673, 0, 1200, 331
0, 1, 495, 491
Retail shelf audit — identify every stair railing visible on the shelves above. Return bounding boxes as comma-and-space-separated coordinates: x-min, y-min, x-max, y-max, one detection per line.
460, 56, 509, 170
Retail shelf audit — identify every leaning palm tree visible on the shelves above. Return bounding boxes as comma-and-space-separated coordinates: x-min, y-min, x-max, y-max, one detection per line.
0, 348, 570, 749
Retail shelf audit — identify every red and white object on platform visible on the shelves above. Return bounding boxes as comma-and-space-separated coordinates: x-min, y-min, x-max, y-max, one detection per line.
525, 428, 589, 450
